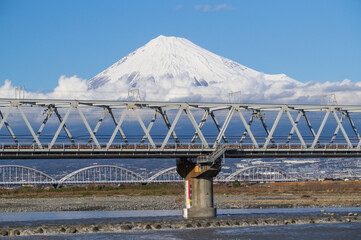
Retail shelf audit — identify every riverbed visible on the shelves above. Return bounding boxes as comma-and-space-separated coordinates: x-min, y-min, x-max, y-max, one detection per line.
1, 194, 360, 212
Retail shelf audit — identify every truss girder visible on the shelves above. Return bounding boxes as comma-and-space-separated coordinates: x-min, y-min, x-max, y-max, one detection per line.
0, 106, 11, 131
140, 110, 158, 144
0, 107, 18, 144
49, 106, 73, 149
263, 109, 283, 149
106, 106, 129, 149
214, 107, 235, 147
191, 109, 209, 144
329, 112, 345, 144
236, 108, 259, 148
210, 111, 229, 144
256, 110, 276, 144
240, 112, 255, 143
54, 107, 75, 145
17, 105, 43, 148
285, 111, 302, 144
32, 106, 76, 146
311, 110, 330, 149
345, 111, 361, 141
159, 109, 180, 144
77, 106, 101, 149
34, 106, 54, 144
332, 110, 352, 148
108, 108, 128, 144
88, 108, 108, 144
2, 99, 361, 151
184, 107, 209, 148
132, 106, 156, 148
302, 110, 317, 138
285, 108, 306, 148
161, 107, 183, 149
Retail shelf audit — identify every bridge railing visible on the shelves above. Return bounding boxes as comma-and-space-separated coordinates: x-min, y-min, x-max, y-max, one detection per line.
0, 142, 359, 151
0, 143, 212, 151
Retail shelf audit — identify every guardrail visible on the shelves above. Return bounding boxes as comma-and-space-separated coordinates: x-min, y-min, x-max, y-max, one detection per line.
0, 143, 359, 151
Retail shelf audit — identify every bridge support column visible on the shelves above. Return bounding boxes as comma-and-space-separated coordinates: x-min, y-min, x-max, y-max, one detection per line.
176, 158, 221, 219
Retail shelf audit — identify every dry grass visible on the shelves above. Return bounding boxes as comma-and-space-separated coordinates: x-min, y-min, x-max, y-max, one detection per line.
214, 181, 361, 196
0, 183, 184, 198
0, 181, 360, 199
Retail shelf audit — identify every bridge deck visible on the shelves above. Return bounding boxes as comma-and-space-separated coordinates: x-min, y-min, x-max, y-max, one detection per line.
0, 144, 360, 159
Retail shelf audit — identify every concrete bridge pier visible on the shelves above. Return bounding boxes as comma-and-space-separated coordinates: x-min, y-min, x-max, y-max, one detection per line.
176, 158, 221, 219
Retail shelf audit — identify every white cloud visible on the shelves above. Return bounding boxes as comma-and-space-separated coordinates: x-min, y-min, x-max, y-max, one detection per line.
50, 75, 90, 99
194, 4, 237, 12
0, 80, 16, 98
0, 76, 91, 100
214, 4, 237, 11
1, 74, 361, 105
88, 73, 361, 105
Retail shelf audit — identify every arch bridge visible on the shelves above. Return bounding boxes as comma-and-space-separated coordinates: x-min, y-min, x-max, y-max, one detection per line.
0, 165, 297, 185
58, 165, 145, 185
0, 165, 183, 185
221, 166, 297, 182
0, 165, 56, 185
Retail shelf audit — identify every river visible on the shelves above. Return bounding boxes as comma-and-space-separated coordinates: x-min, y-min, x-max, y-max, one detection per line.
1, 207, 361, 239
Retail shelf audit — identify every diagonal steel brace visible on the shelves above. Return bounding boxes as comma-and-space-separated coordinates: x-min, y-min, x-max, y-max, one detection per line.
54, 107, 75, 145
159, 108, 180, 144
141, 110, 159, 144
0, 108, 18, 144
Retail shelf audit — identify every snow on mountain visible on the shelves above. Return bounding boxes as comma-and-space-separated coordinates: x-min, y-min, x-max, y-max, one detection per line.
87, 35, 301, 102
2, 35, 355, 104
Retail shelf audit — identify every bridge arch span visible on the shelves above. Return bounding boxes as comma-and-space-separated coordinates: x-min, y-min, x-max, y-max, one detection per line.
0, 165, 56, 185
147, 167, 183, 183
59, 165, 145, 184
225, 166, 296, 182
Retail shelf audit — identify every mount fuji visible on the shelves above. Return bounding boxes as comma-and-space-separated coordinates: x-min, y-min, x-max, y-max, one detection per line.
0, 36, 357, 103
87, 35, 303, 102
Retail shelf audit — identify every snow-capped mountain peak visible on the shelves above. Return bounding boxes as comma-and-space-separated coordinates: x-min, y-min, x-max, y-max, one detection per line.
88, 35, 299, 101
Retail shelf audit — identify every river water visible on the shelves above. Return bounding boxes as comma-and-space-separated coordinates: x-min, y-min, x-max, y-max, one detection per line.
3, 222, 361, 240
1, 207, 361, 239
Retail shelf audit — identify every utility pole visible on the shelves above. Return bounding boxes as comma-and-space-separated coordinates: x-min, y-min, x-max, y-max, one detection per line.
14, 86, 25, 99
127, 89, 141, 101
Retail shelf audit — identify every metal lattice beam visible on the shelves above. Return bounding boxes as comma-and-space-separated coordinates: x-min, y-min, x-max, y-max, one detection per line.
0, 107, 18, 144
1, 99, 361, 159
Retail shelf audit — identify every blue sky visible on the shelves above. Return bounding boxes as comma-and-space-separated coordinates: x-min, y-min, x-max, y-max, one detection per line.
0, 0, 361, 92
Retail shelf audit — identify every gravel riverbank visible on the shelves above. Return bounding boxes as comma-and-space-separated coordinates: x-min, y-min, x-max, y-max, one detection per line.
1, 194, 360, 212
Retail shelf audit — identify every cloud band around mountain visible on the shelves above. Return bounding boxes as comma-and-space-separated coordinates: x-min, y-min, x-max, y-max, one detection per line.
0, 75, 359, 105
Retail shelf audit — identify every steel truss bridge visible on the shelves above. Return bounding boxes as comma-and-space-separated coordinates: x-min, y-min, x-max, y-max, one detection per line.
1, 99, 361, 159
0, 165, 296, 186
